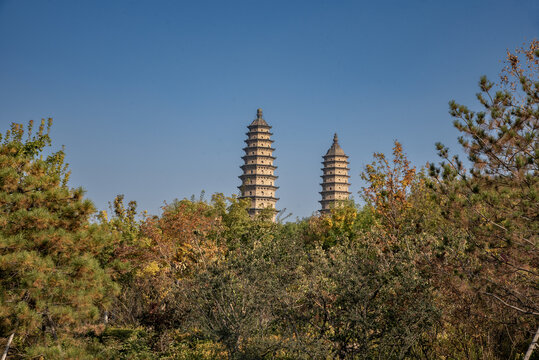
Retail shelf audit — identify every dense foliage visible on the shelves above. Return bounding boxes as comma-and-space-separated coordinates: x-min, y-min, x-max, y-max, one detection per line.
0, 120, 117, 358
0, 41, 537, 359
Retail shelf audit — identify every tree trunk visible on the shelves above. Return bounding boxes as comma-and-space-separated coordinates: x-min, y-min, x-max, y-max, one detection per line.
524, 325, 539, 360
1, 333, 14, 360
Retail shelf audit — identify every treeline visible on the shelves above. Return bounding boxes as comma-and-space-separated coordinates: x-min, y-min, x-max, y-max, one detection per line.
0, 42, 537, 359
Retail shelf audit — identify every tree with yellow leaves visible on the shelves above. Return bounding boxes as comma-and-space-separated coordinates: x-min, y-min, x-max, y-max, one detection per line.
361, 140, 416, 241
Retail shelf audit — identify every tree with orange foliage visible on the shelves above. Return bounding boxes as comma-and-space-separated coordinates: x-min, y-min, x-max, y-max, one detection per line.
361, 140, 416, 241
128, 199, 223, 330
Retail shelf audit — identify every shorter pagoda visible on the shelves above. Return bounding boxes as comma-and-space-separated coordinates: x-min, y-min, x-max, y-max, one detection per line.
320, 133, 351, 213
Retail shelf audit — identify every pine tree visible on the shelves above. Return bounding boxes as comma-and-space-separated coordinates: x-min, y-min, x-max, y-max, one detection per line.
0, 120, 117, 356
429, 40, 538, 357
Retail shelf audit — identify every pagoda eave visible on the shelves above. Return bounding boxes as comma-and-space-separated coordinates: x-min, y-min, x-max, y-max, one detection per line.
240, 164, 277, 170
322, 155, 349, 159
243, 147, 276, 152
245, 137, 274, 142
239, 195, 280, 201
238, 185, 279, 190
248, 124, 272, 130
319, 200, 350, 205
246, 131, 274, 136
322, 161, 350, 166
242, 155, 276, 160
319, 190, 352, 195
321, 174, 351, 178
239, 174, 278, 180
320, 167, 350, 171
247, 208, 280, 214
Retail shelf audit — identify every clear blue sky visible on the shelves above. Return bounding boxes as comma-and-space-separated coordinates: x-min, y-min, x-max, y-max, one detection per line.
0, 0, 537, 219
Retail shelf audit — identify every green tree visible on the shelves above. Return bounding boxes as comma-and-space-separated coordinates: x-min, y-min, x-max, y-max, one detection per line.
0, 120, 117, 357
282, 237, 437, 359
211, 193, 276, 249
182, 212, 294, 359
304, 201, 374, 249
96, 194, 142, 328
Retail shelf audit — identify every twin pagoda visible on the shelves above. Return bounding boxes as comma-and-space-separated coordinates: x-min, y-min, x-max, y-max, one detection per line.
319, 133, 351, 213
239, 108, 350, 216
238, 108, 279, 216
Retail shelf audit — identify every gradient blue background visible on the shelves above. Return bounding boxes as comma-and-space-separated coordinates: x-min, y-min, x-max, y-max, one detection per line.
0, 0, 537, 219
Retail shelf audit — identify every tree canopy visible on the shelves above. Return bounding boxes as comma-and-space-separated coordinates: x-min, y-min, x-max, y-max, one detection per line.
0, 40, 537, 359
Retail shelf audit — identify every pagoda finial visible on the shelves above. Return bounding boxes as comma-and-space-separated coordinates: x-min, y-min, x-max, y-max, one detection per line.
333, 133, 339, 143
257, 108, 263, 119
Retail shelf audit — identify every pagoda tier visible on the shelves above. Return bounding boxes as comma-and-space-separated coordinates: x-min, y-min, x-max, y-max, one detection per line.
320, 182, 351, 187
240, 195, 280, 200
243, 146, 276, 152
239, 182, 278, 188
319, 198, 348, 203
320, 168, 350, 173
245, 131, 274, 137
324, 153, 349, 158
239, 184, 280, 191
241, 155, 276, 161
319, 190, 352, 195
244, 138, 274, 144
319, 200, 346, 206
239, 108, 278, 219
239, 174, 278, 180
320, 133, 351, 214
321, 174, 351, 179
322, 161, 350, 167
240, 164, 277, 175
248, 123, 271, 130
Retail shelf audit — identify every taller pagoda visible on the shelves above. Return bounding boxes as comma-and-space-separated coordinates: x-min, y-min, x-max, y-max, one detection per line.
320, 133, 351, 213
239, 108, 279, 217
